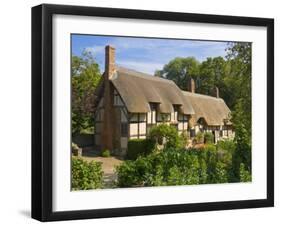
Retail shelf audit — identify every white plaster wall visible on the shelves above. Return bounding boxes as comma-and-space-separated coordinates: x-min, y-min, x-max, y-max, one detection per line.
139, 122, 146, 134
129, 123, 138, 136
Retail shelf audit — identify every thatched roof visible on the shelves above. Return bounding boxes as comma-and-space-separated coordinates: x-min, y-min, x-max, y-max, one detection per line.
182, 91, 231, 126
94, 66, 231, 126
111, 67, 195, 114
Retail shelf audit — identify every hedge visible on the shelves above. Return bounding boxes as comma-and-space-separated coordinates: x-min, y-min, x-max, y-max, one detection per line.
116, 142, 251, 188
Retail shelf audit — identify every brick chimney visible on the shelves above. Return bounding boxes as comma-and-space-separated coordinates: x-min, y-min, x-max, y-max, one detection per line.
188, 78, 195, 93
101, 45, 116, 151
105, 45, 116, 79
213, 86, 219, 98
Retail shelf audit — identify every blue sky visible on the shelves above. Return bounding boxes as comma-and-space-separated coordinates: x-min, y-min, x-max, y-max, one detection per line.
72, 34, 229, 75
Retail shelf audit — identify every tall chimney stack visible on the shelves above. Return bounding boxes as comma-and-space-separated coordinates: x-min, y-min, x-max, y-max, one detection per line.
101, 45, 116, 152
105, 45, 116, 79
188, 78, 195, 93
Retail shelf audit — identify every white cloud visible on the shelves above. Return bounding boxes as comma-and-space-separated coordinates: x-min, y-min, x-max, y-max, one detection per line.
82, 36, 229, 74
117, 60, 164, 75
111, 37, 226, 51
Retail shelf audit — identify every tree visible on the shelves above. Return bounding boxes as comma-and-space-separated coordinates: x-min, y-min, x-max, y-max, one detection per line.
155, 56, 232, 103
226, 43, 252, 179
154, 57, 200, 90
197, 57, 228, 95
72, 50, 101, 135
226, 42, 252, 133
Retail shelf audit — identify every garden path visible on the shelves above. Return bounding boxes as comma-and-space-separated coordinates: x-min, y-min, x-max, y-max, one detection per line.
81, 148, 123, 188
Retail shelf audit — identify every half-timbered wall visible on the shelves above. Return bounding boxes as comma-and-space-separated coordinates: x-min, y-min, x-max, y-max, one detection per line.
171, 111, 178, 123
94, 97, 104, 147
177, 113, 188, 134
114, 90, 124, 106
129, 113, 147, 139
113, 89, 129, 152
188, 122, 234, 143
147, 104, 156, 124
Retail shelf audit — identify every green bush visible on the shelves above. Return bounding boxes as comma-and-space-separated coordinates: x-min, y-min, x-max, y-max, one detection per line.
204, 132, 214, 144
101, 149, 111, 157
127, 139, 155, 160
117, 139, 251, 187
180, 131, 190, 147
116, 145, 234, 187
217, 139, 236, 153
71, 157, 103, 190
239, 163, 252, 182
148, 124, 184, 149
202, 143, 217, 152
195, 131, 204, 144
229, 134, 251, 182
201, 144, 229, 184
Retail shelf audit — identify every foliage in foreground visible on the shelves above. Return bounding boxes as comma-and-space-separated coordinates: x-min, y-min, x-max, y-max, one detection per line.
71, 157, 103, 190
116, 141, 251, 188
204, 132, 214, 144
127, 139, 155, 160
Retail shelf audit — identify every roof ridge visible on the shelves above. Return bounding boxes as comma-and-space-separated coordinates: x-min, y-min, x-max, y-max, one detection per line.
182, 90, 224, 101
116, 66, 174, 84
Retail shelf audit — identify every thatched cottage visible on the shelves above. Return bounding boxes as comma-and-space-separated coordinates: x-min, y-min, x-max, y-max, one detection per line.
93, 46, 233, 155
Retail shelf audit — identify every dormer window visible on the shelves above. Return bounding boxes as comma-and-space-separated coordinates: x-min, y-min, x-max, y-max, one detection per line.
150, 103, 157, 111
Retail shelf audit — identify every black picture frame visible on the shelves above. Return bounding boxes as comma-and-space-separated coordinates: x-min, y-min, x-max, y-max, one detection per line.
32, 4, 274, 222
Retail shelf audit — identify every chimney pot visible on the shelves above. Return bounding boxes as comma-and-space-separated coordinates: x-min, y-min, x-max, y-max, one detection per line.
213, 86, 219, 98
188, 78, 195, 93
